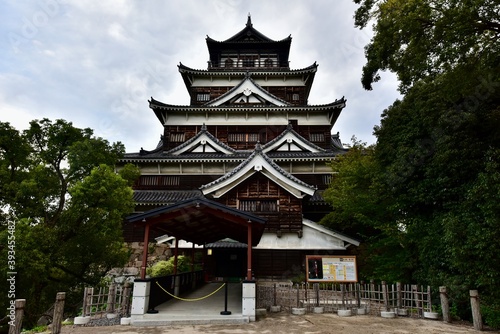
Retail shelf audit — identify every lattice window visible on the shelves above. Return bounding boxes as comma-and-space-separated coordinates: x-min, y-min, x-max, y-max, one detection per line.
170, 132, 185, 142
322, 174, 332, 185
139, 176, 158, 186
242, 58, 255, 67
292, 93, 300, 101
196, 93, 210, 102
224, 58, 234, 67
161, 176, 180, 186
264, 58, 274, 67
239, 200, 278, 212
228, 133, 259, 143
309, 133, 325, 142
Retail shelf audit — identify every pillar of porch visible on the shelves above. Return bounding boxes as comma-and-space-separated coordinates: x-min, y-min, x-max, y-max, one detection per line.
140, 222, 150, 279
130, 280, 151, 315
246, 220, 252, 281
243, 220, 256, 321
133, 221, 151, 315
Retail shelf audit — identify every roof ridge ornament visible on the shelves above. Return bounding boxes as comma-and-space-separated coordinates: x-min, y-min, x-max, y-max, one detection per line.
201, 123, 207, 131
246, 13, 252, 27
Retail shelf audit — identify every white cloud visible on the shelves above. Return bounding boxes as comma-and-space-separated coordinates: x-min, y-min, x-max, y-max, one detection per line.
0, 0, 401, 151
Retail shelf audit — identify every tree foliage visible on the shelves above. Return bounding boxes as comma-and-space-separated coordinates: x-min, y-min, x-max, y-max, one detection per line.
354, 0, 500, 92
322, 0, 500, 326
0, 119, 140, 326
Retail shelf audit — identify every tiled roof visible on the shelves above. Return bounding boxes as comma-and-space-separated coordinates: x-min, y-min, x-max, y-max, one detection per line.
133, 190, 203, 204
206, 15, 291, 44
200, 143, 316, 194
177, 62, 318, 76
206, 239, 247, 248
331, 133, 348, 151
308, 190, 327, 204
148, 98, 345, 111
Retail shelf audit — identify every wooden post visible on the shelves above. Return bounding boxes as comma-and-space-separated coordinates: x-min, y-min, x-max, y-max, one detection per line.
52, 292, 65, 334
412, 285, 422, 316
355, 283, 361, 308
173, 238, 179, 276
439, 286, 450, 323
396, 282, 402, 309
106, 283, 116, 313
140, 223, 150, 279
382, 281, 389, 311
427, 285, 432, 312
247, 220, 253, 281
314, 283, 319, 307
121, 282, 131, 316
341, 284, 346, 309
370, 279, 375, 301
470, 290, 483, 331
8, 299, 25, 334
84, 287, 93, 316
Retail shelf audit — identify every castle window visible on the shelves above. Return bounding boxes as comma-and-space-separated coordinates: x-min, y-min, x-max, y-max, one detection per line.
309, 133, 325, 142
239, 200, 278, 212
162, 176, 180, 186
196, 93, 210, 102
292, 93, 300, 101
322, 174, 332, 185
224, 58, 234, 67
264, 58, 273, 67
170, 132, 185, 142
139, 176, 158, 186
242, 58, 254, 67
228, 133, 259, 143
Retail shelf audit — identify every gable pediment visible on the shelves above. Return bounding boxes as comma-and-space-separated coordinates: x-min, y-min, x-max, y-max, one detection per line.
166, 125, 236, 156
205, 77, 289, 107
262, 124, 326, 153
200, 147, 316, 198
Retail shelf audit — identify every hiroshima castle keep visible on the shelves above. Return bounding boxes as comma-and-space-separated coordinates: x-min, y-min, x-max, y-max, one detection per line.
119, 15, 360, 288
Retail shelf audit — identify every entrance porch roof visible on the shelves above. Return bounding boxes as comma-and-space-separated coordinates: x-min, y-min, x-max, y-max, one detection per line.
126, 197, 266, 246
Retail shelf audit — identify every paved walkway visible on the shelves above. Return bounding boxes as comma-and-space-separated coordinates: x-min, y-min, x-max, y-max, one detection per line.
131, 282, 247, 326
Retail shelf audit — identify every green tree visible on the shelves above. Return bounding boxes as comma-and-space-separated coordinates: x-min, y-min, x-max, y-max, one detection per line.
352, 0, 500, 325
0, 119, 140, 326
321, 138, 412, 282
354, 0, 500, 92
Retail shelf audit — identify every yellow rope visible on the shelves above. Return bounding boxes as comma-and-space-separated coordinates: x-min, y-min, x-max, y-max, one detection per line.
155, 281, 226, 302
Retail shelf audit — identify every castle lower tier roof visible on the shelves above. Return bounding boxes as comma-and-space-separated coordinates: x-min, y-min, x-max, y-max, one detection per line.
133, 190, 203, 205
178, 62, 318, 76
121, 150, 343, 162
149, 98, 346, 112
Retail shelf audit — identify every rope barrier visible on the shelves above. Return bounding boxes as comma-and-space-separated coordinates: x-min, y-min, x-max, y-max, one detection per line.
155, 281, 226, 302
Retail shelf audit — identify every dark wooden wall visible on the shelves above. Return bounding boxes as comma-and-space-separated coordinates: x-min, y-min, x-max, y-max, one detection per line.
217, 173, 303, 233
162, 124, 333, 150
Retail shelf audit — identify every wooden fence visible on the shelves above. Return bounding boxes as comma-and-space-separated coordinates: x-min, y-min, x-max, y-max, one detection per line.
81, 282, 132, 318
256, 281, 434, 317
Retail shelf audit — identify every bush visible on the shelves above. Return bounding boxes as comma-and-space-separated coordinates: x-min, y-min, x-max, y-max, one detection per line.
147, 255, 191, 277
482, 302, 500, 330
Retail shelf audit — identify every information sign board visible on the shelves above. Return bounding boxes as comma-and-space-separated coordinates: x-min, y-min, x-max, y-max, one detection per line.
306, 255, 357, 282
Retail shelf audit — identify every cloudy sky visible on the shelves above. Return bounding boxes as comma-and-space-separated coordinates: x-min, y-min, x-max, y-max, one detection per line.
0, 0, 401, 152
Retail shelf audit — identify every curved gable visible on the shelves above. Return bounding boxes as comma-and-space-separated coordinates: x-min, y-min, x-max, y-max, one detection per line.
262, 123, 326, 153
205, 75, 289, 107
200, 145, 316, 198
165, 124, 236, 155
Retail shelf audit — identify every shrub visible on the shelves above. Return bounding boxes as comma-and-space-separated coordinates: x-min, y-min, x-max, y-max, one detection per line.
147, 255, 191, 277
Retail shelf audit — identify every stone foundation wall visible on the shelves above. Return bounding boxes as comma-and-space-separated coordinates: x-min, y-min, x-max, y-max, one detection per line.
107, 242, 173, 283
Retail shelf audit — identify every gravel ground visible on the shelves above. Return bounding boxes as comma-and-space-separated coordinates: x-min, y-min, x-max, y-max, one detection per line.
59, 312, 500, 334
